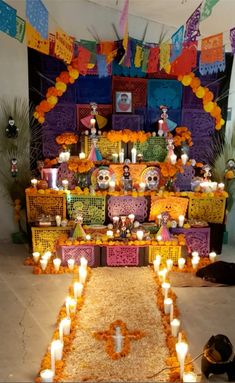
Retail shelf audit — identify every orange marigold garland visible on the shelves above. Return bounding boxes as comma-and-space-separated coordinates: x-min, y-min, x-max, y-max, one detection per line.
55, 132, 78, 147
67, 157, 94, 173
106, 129, 151, 144
173, 127, 193, 147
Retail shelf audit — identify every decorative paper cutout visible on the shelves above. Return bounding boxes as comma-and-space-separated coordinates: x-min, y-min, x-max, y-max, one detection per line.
106, 246, 139, 266
98, 41, 117, 64
171, 41, 197, 75
49, 33, 56, 56
119, 0, 129, 36
148, 245, 181, 264
141, 46, 150, 72
200, 0, 220, 22
149, 196, 189, 221
147, 79, 183, 110
134, 45, 143, 68
184, 3, 201, 42
55, 28, 74, 64
26, 22, 49, 55
159, 42, 171, 70
199, 33, 225, 75
60, 246, 95, 266
32, 227, 70, 253
73, 45, 91, 75
26, 194, 66, 222
171, 25, 184, 62
188, 195, 226, 224
230, 28, 235, 54
97, 54, 108, 77
147, 47, 159, 73
80, 39, 97, 64
15, 16, 25, 43
26, 0, 48, 39
0, 0, 16, 37
107, 196, 148, 222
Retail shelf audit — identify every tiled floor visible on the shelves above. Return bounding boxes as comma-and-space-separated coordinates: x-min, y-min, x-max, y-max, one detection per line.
0, 243, 234, 382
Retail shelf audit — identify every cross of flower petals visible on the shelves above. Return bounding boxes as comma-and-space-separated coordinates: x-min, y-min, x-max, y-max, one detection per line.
94, 319, 144, 360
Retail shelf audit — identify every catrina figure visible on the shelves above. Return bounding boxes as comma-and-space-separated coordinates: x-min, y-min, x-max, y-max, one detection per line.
6, 117, 19, 139
11, 158, 18, 177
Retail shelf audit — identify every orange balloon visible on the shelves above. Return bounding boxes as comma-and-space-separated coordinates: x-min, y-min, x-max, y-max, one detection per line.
196, 86, 206, 98
203, 101, 215, 113
47, 96, 58, 106
182, 75, 192, 86
190, 77, 201, 89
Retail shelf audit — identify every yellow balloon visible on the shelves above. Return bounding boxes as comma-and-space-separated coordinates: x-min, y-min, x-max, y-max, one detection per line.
47, 96, 58, 106
69, 69, 79, 79
196, 86, 205, 98
55, 82, 67, 92
182, 75, 192, 86
203, 101, 214, 113
38, 116, 45, 124
221, 118, 225, 126
33, 111, 39, 119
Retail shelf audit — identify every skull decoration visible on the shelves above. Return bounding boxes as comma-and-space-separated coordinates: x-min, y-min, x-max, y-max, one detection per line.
96, 167, 113, 190
142, 167, 160, 191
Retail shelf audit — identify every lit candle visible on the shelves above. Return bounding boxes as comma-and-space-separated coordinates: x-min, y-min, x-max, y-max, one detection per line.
171, 318, 181, 337
44, 251, 52, 260
51, 339, 63, 361
209, 251, 217, 263
136, 230, 144, 240
191, 256, 199, 270
31, 178, 38, 188
166, 259, 173, 271
162, 282, 171, 297
65, 296, 71, 317
79, 266, 87, 284
153, 257, 161, 273
119, 150, 124, 163
183, 372, 197, 382
59, 320, 64, 342
112, 216, 119, 224
218, 182, 225, 191
55, 215, 62, 227
40, 258, 48, 271
40, 369, 54, 383
131, 147, 137, 163
112, 153, 118, 163
128, 213, 135, 223
90, 117, 96, 128
139, 182, 146, 192
109, 180, 116, 192
158, 119, 164, 136
164, 297, 173, 314
157, 235, 162, 242
178, 215, 185, 227
53, 258, 61, 272
157, 214, 162, 225
63, 151, 70, 162
176, 341, 188, 379
178, 257, 186, 270
85, 234, 91, 241
181, 153, 188, 165
79, 152, 86, 159
62, 179, 69, 190
158, 268, 167, 283
80, 256, 88, 269
192, 251, 199, 258
170, 303, 174, 322
67, 258, 75, 270
33, 252, 40, 263
170, 153, 177, 165
107, 230, 114, 238
73, 281, 83, 299
60, 317, 71, 336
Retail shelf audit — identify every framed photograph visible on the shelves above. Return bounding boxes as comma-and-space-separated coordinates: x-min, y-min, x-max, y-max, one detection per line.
115, 91, 132, 113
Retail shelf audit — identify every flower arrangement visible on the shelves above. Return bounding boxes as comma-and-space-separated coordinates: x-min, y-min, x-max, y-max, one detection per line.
56, 132, 78, 147
67, 157, 94, 173
43, 158, 58, 168
106, 129, 151, 144
159, 160, 184, 178
173, 127, 193, 147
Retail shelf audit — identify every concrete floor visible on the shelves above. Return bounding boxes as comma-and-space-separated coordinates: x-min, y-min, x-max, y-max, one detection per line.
0, 244, 235, 382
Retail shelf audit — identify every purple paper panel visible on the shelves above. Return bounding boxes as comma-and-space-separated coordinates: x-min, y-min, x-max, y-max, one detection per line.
175, 165, 195, 191
112, 114, 144, 131
181, 109, 215, 138
171, 227, 210, 257
189, 139, 214, 163
182, 82, 219, 109
107, 196, 148, 222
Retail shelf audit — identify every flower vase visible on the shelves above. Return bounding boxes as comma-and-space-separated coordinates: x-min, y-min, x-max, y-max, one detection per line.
42, 168, 58, 189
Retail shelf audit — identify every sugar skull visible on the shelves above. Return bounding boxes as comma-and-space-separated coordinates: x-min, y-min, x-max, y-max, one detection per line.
96, 167, 112, 190
142, 167, 160, 191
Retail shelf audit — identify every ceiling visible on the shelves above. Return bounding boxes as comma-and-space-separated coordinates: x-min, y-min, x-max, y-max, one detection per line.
89, 0, 235, 42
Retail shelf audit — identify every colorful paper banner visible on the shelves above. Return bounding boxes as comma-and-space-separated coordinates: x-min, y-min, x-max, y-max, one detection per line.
171, 25, 184, 62
54, 28, 74, 64
159, 42, 171, 71
147, 46, 159, 73
26, 0, 48, 39
80, 39, 97, 64
141, 46, 150, 73
0, 0, 16, 37
199, 33, 225, 74
119, 0, 129, 36
134, 45, 143, 68
200, 0, 220, 22
230, 28, 235, 54
15, 16, 26, 43
73, 46, 91, 75
184, 3, 201, 42
26, 22, 49, 55
171, 41, 197, 75
97, 54, 108, 77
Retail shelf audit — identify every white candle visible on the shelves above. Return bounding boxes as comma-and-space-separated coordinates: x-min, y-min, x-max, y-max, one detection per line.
192, 251, 199, 258
178, 257, 185, 270
44, 251, 52, 260
79, 266, 87, 284
53, 258, 61, 272
59, 320, 64, 342
183, 371, 197, 382
67, 258, 75, 270
181, 153, 188, 165
40, 258, 48, 271
85, 234, 91, 241
139, 182, 146, 192
136, 230, 144, 240
112, 153, 118, 163
112, 216, 119, 224
40, 369, 54, 383
171, 318, 181, 337
51, 339, 63, 361
176, 341, 188, 379
33, 252, 40, 263
162, 282, 171, 297
107, 230, 114, 238
178, 215, 185, 227
62, 179, 69, 190
191, 256, 200, 270
55, 215, 61, 227
153, 258, 161, 273
73, 281, 83, 299
158, 268, 167, 283
157, 235, 162, 241
164, 297, 173, 314
157, 214, 162, 225
60, 317, 71, 336
63, 151, 70, 162
90, 117, 96, 128
131, 147, 137, 163
80, 256, 88, 269
31, 178, 38, 188
109, 180, 116, 192
218, 182, 225, 191
166, 259, 173, 271
119, 150, 124, 163
128, 213, 135, 223
79, 152, 86, 159
170, 153, 177, 165
170, 303, 174, 322
158, 119, 164, 136
209, 251, 217, 263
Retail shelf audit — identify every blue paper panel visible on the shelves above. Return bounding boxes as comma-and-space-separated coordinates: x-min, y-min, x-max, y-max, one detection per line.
26, 0, 48, 39
146, 108, 182, 132
0, 0, 16, 37
76, 76, 112, 104
147, 79, 182, 110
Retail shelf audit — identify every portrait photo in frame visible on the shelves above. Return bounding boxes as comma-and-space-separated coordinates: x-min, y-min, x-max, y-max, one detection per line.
115, 91, 132, 113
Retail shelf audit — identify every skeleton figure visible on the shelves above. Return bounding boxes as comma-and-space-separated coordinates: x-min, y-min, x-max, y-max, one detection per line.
6, 117, 19, 139
96, 168, 112, 190
144, 167, 160, 191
